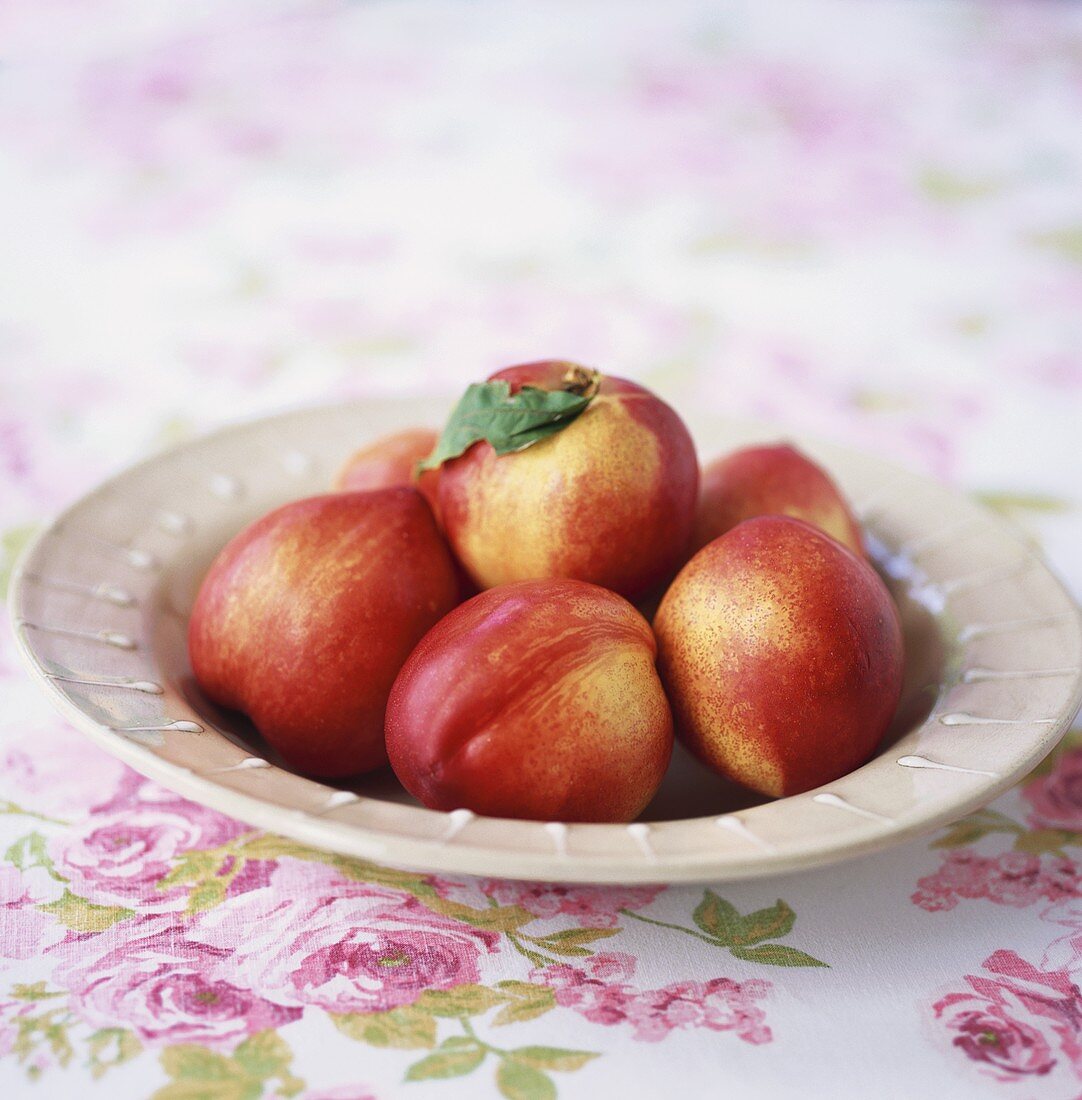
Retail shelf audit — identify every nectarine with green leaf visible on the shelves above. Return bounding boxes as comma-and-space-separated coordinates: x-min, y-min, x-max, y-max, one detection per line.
432, 362, 699, 599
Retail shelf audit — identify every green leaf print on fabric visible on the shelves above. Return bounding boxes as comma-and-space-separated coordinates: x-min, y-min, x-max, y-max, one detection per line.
622, 893, 827, 967
405, 1037, 486, 1080
87, 1028, 142, 1079
37, 889, 134, 933
0, 523, 39, 601
399, 1018, 597, 1098
332, 1004, 439, 1050
153, 1032, 303, 1100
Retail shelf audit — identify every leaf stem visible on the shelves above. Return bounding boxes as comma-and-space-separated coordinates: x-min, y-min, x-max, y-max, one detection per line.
504, 931, 560, 968
618, 908, 726, 948
0, 802, 68, 827
459, 1017, 502, 1058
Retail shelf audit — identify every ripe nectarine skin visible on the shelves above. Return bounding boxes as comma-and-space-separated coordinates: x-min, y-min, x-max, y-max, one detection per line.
654, 515, 903, 798
436, 362, 699, 599
188, 487, 458, 778
334, 427, 440, 513
386, 578, 674, 822
693, 443, 864, 557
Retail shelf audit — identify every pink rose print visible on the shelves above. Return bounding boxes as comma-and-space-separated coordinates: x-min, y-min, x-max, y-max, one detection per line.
1041, 900, 1082, 975
480, 880, 665, 927
933, 950, 1082, 1084
940, 1002, 1054, 1079
1025, 749, 1082, 833
188, 859, 499, 1015
54, 920, 299, 1049
0, 723, 129, 818
49, 802, 246, 913
0, 865, 64, 961
912, 849, 1081, 912
534, 952, 772, 1044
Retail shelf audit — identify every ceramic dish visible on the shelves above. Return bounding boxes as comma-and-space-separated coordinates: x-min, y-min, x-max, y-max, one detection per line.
9, 398, 1082, 883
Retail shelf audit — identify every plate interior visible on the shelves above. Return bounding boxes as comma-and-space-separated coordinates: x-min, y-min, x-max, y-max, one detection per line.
10, 398, 1082, 882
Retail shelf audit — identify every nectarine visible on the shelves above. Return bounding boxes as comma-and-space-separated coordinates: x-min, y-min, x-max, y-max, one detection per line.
386, 578, 674, 822
693, 443, 864, 556
436, 362, 699, 599
188, 488, 458, 778
654, 515, 903, 797
334, 427, 440, 513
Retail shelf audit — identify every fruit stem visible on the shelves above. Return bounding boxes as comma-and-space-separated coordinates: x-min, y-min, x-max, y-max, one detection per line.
561, 364, 601, 399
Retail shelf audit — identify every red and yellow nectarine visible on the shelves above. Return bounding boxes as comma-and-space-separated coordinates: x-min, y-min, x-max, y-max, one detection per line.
693, 443, 864, 556
436, 362, 699, 599
188, 487, 458, 778
654, 515, 903, 797
386, 578, 674, 822
333, 427, 441, 514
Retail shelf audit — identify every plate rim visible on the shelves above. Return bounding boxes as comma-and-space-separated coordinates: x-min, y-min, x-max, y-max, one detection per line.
9, 398, 1082, 884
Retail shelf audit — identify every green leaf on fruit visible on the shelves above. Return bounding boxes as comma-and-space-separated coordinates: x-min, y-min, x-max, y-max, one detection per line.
417, 376, 599, 472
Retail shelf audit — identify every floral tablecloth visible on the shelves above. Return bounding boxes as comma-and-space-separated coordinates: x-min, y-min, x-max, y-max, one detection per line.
2, 1, 1082, 1096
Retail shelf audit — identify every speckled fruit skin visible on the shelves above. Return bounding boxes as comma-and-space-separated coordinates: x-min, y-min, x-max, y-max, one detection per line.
693, 443, 865, 557
437, 362, 699, 600
188, 487, 458, 778
385, 578, 674, 822
333, 427, 441, 514
654, 515, 903, 798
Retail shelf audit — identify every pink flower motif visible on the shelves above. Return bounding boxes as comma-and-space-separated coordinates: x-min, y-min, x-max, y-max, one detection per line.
0, 997, 38, 1059
0, 724, 129, 818
188, 859, 499, 1015
479, 880, 664, 927
939, 1002, 1054, 1079
1040, 900, 1082, 975
1025, 749, 1082, 833
49, 802, 246, 913
54, 919, 299, 1049
535, 952, 771, 1044
0, 865, 64, 961
933, 950, 1082, 1083
912, 849, 1081, 912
